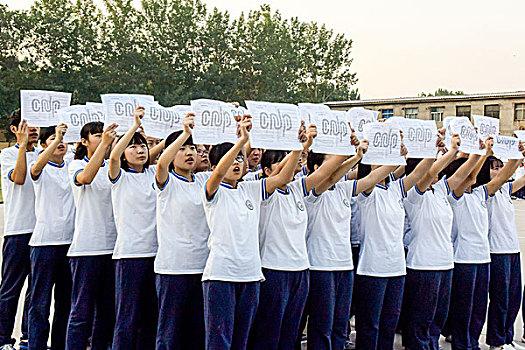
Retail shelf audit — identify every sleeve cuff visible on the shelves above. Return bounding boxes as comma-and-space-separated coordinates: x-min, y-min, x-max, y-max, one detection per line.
109, 170, 122, 184
156, 175, 169, 191
73, 169, 84, 187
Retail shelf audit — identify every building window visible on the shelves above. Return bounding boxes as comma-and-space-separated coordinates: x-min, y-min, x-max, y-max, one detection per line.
515, 104, 525, 121
381, 109, 394, 119
430, 106, 445, 122
484, 104, 500, 118
456, 105, 471, 118
404, 108, 418, 119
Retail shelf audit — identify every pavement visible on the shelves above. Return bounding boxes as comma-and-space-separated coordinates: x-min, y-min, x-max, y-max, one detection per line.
2, 202, 525, 349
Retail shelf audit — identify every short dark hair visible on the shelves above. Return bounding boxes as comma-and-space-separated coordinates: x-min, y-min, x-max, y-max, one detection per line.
473, 157, 491, 188
260, 150, 287, 178
118, 132, 150, 171
8, 109, 21, 129
209, 142, 234, 167
357, 163, 371, 180
440, 157, 467, 180
165, 131, 194, 148
405, 158, 422, 176
74, 122, 104, 160
306, 151, 326, 175
39, 126, 56, 145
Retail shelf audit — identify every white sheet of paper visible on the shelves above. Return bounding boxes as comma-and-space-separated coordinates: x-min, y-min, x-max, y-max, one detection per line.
139, 101, 185, 139
297, 103, 330, 125
492, 135, 523, 160
101, 94, 154, 133
246, 101, 302, 151
361, 122, 406, 165
85, 102, 106, 124
21, 90, 72, 127
514, 130, 525, 141
347, 107, 379, 139
387, 118, 438, 158
190, 99, 238, 145
57, 105, 105, 143
309, 110, 356, 155
473, 115, 500, 140
448, 117, 484, 155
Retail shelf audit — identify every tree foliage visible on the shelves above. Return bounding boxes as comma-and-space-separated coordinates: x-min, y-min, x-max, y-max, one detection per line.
0, 0, 359, 139
419, 88, 465, 97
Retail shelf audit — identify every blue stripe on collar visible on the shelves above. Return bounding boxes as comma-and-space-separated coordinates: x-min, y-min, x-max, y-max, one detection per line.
276, 186, 290, 195
171, 171, 194, 182
220, 182, 234, 189
48, 160, 65, 168
84, 156, 106, 167
15, 144, 36, 152
125, 167, 144, 173
376, 183, 388, 190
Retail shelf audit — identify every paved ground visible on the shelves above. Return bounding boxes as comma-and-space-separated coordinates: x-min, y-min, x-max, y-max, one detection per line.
1, 202, 525, 349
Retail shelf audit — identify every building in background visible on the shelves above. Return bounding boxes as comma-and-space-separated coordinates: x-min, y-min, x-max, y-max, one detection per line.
327, 91, 525, 135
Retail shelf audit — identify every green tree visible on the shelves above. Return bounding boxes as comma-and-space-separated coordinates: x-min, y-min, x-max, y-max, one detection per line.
419, 88, 465, 97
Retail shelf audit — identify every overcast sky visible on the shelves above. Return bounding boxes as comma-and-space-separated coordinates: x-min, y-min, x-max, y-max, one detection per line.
2, 0, 524, 100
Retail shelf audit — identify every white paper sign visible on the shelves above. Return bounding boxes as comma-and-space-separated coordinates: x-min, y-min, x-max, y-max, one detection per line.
400, 119, 438, 158
297, 103, 330, 125
514, 130, 525, 141
448, 117, 484, 155
492, 135, 523, 160
21, 90, 72, 127
101, 94, 155, 133
246, 101, 302, 151
85, 102, 106, 123
309, 110, 356, 155
347, 107, 379, 139
473, 115, 499, 140
361, 122, 406, 165
139, 101, 186, 139
57, 105, 105, 143
190, 99, 239, 145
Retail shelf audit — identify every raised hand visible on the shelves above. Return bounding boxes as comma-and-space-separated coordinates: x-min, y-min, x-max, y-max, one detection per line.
14, 120, 29, 147
102, 123, 119, 146
183, 113, 195, 134
55, 123, 68, 142
133, 107, 145, 129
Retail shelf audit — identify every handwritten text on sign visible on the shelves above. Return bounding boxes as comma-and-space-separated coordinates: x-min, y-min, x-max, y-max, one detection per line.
492, 135, 523, 160
246, 101, 302, 151
473, 115, 499, 140
361, 122, 406, 165
101, 94, 155, 133
139, 102, 190, 139
315, 110, 355, 155
298, 103, 330, 125
21, 90, 72, 127
57, 105, 105, 143
448, 117, 484, 155
387, 118, 437, 158
190, 99, 239, 145
347, 107, 379, 139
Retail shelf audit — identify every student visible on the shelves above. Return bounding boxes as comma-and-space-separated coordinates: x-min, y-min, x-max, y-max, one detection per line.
195, 144, 211, 172
29, 124, 75, 350
108, 107, 160, 349
0, 112, 39, 350
247, 147, 263, 172
154, 114, 210, 349
202, 115, 302, 350
401, 134, 462, 350
354, 144, 437, 350
445, 139, 521, 350
486, 154, 525, 350
65, 122, 119, 350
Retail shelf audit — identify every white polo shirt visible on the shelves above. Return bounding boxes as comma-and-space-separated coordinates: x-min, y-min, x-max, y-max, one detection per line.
305, 180, 356, 271
350, 196, 362, 245
488, 182, 520, 254
68, 157, 117, 256
259, 177, 310, 271
31, 161, 75, 246
449, 185, 490, 264
111, 167, 157, 259
202, 180, 266, 282
0, 145, 39, 236
357, 179, 407, 277
155, 171, 211, 274
404, 178, 454, 270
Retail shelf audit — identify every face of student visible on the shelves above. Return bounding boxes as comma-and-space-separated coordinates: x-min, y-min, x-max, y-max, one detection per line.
124, 142, 148, 168
82, 132, 103, 155
248, 148, 262, 169
224, 154, 245, 182
43, 135, 67, 157
490, 160, 504, 179
173, 144, 197, 172
263, 162, 280, 178
28, 126, 40, 144
195, 145, 210, 172
146, 136, 160, 149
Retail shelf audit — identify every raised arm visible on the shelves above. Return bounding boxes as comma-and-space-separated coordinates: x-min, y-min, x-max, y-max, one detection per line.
355, 165, 398, 194
148, 139, 166, 165
156, 114, 194, 186
30, 123, 67, 179
108, 107, 143, 180
205, 116, 251, 199
10, 120, 30, 185
487, 159, 522, 196
76, 123, 118, 185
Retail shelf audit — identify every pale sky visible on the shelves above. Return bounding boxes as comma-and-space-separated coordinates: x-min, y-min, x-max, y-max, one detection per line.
2, 0, 525, 100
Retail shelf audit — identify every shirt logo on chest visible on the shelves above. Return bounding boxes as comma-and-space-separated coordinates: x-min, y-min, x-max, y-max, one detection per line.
343, 199, 350, 207
398, 199, 404, 209
245, 200, 254, 210
296, 201, 305, 211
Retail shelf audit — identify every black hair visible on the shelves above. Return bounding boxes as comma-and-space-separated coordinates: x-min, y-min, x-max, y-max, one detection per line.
306, 151, 326, 175
473, 157, 491, 188
405, 158, 422, 177
8, 109, 21, 129
118, 132, 150, 171
209, 142, 234, 167
74, 122, 104, 160
357, 163, 371, 180
164, 131, 195, 171
489, 156, 504, 169
39, 126, 56, 145
260, 150, 287, 178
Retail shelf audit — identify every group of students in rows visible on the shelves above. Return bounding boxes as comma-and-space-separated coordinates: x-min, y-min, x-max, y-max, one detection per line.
0, 104, 525, 350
